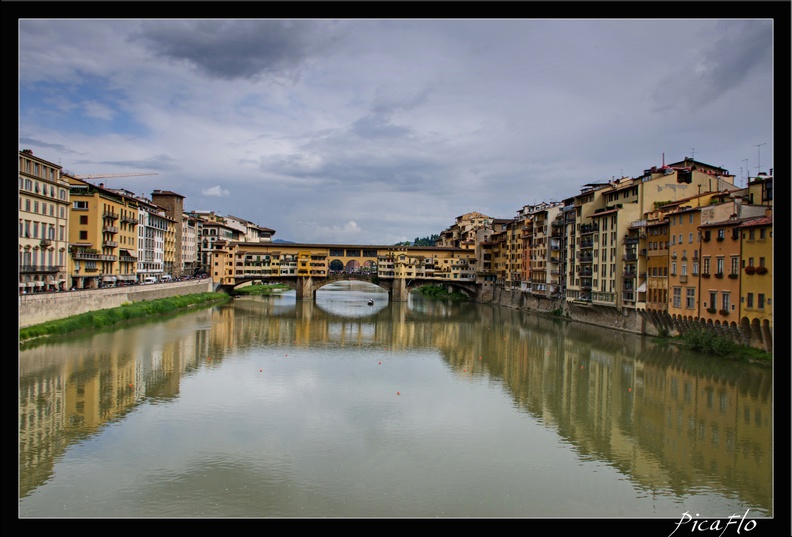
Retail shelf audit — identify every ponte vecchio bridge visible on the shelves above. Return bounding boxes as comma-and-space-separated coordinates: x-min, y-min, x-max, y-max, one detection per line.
212, 242, 481, 301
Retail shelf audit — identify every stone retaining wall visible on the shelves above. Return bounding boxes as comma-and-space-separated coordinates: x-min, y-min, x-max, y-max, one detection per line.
483, 286, 771, 351
18, 279, 215, 329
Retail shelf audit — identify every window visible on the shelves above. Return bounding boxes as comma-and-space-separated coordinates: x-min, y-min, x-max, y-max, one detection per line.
689, 232, 693, 243
689, 213, 694, 224
80, 215, 88, 225
682, 263, 687, 276
747, 293, 754, 308
686, 288, 695, 309
759, 257, 765, 268
703, 230, 711, 241
760, 228, 766, 239
717, 229, 725, 240
749, 229, 755, 240
722, 293, 730, 312
79, 231, 88, 240
671, 262, 677, 276
673, 287, 682, 308
710, 292, 717, 308
758, 294, 765, 309
693, 262, 699, 275
679, 233, 683, 243
731, 257, 739, 275
716, 257, 724, 274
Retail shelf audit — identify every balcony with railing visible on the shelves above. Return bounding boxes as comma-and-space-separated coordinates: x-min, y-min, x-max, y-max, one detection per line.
580, 224, 599, 235
103, 225, 119, 234
103, 240, 119, 248
624, 237, 639, 245
19, 264, 61, 273
103, 211, 119, 220
121, 214, 138, 224
679, 274, 688, 283
623, 253, 637, 262
592, 291, 616, 305
580, 240, 594, 249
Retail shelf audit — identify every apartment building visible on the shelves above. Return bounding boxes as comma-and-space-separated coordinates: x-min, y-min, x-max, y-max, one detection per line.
738, 215, 773, 351
643, 215, 669, 311
18, 149, 70, 293
136, 196, 176, 282
66, 177, 141, 289
151, 190, 186, 277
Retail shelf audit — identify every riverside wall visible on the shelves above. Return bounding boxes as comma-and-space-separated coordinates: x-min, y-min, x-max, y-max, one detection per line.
18, 279, 215, 329
483, 286, 771, 352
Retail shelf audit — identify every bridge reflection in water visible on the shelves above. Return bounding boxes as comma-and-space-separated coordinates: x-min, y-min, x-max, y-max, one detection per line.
19, 285, 772, 518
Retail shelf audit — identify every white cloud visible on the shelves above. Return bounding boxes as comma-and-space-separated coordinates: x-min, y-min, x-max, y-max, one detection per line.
201, 185, 230, 197
18, 18, 775, 244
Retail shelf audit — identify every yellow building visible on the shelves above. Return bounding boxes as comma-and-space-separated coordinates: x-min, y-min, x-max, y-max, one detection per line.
738, 214, 773, 351
643, 216, 669, 310
66, 176, 140, 289
18, 149, 70, 293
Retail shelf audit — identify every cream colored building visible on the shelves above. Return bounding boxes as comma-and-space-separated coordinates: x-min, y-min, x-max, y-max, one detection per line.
18, 149, 70, 293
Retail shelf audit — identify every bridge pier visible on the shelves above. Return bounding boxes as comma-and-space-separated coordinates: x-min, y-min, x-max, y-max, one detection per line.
295, 276, 315, 300
390, 278, 408, 302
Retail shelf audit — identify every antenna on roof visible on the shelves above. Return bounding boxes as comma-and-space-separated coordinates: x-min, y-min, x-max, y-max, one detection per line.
754, 143, 766, 174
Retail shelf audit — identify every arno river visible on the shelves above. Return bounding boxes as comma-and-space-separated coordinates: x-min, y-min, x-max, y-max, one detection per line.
19, 281, 773, 521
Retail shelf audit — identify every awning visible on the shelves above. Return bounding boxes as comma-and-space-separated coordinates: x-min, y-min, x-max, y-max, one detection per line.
102, 276, 117, 282
18, 282, 25, 288
636, 282, 647, 292
119, 249, 137, 258
34, 281, 45, 287
26, 282, 35, 287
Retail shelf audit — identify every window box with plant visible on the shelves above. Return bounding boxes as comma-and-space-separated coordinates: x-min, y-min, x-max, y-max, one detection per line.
706, 307, 717, 314
719, 309, 729, 316
702, 272, 711, 279
744, 265, 756, 275
716, 237, 724, 242
714, 273, 724, 279
755, 266, 768, 275
728, 273, 738, 279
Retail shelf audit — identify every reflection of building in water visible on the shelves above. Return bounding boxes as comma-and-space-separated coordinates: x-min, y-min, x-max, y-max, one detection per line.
19, 316, 210, 498
20, 299, 772, 514
444, 306, 773, 514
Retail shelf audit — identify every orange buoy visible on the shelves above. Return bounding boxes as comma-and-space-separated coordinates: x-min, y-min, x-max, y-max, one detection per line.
397, 392, 400, 395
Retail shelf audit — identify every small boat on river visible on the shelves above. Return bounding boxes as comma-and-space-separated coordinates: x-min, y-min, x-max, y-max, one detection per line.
367, 299, 374, 305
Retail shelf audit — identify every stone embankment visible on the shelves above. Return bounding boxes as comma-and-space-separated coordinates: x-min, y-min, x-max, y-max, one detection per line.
18, 279, 215, 329
486, 286, 771, 351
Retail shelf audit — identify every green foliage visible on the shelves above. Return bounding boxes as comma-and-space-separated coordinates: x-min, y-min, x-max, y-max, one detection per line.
550, 308, 563, 317
233, 284, 290, 296
412, 235, 440, 246
680, 328, 730, 355
19, 292, 229, 344
416, 285, 469, 301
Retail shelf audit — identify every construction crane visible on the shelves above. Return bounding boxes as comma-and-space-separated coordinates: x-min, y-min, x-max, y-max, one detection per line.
71, 172, 159, 189
73, 172, 159, 180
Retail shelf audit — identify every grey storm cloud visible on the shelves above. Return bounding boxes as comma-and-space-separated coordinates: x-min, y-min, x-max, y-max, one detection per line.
651, 20, 772, 113
132, 20, 328, 80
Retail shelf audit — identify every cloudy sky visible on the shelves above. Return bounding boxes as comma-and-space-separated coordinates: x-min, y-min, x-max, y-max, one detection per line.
18, 17, 775, 244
